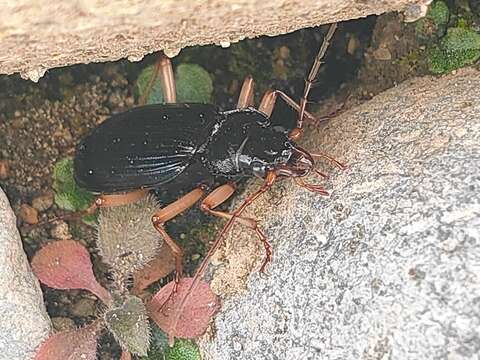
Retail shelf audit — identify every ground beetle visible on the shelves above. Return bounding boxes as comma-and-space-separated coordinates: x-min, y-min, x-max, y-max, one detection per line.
72, 23, 343, 283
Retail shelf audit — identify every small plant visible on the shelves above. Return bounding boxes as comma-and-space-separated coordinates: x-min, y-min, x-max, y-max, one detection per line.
31, 204, 219, 359
33, 61, 219, 359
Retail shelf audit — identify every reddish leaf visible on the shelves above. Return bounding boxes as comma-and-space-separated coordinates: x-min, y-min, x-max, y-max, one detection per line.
35, 324, 97, 360
120, 351, 132, 360
31, 240, 112, 304
131, 246, 175, 295
147, 277, 220, 339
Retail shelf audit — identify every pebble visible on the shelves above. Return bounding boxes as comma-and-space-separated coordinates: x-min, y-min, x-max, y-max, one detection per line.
70, 297, 97, 318
347, 36, 360, 55
124, 96, 135, 108
191, 253, 201, 261
0, 160, 9, 180
372, 47, 392, 61
19, 204, 38, 225
31, 193, 54, 212
278, 46, 290, 60
107, 92, 123, 109
50, 221, 71, 240
51, 316, 76, 331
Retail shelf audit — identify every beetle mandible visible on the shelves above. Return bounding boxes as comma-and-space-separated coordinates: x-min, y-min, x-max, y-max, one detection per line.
73, 23, 343, 284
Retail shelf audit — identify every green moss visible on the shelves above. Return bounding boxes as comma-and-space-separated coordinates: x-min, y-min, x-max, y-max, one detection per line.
165, 339, 201, 360
136, 63, 213, 104
141, 328, 200, 360
52, 158, 96, 224
415, 0, 450, 41
428, 0, 450, 27
428, 27, 480, 73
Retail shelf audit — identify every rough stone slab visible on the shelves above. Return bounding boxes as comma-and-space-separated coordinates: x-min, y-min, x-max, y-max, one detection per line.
200, 68, 480, 359
0, 187, 51, 359
1, 0, 429, 80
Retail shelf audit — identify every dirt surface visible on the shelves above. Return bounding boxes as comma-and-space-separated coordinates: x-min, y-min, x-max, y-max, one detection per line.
0, 14, 430, 358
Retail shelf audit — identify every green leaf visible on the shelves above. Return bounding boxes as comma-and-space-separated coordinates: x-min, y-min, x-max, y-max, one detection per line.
105, 296, 151, 356
136, 63, 213, 105
52, 158, 96, 224
175, 64, 213, 103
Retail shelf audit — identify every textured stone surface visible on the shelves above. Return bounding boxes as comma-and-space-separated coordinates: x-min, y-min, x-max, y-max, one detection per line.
200, 68, 480, 359
0, 188, 51, 359
1, 0, 429, 80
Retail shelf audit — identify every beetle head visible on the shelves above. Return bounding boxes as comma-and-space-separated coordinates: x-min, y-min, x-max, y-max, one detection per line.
272, 145, 314, 178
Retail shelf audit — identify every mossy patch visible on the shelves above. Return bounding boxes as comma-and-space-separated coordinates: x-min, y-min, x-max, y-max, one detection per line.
140, 327, 201, 360
415, 0, 450, 42
428, 27, 480, 74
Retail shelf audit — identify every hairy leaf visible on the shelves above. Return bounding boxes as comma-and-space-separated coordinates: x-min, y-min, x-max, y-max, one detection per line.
97, 195, 162, 279
105, 296, 150, 356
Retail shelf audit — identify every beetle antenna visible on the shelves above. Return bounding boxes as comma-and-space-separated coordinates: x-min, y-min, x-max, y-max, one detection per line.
298, 23, 337, 129
294, 177, 329, 196
314, 168, 329, 179
310, 152, 347, 170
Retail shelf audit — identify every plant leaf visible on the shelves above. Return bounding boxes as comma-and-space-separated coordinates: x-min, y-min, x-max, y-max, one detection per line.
34, 324, 97, 360
52, 158, 96, 224
136, 63, 213, 105
147, 278, 220, 339
97, 195, 162, 279
31, 240, 112, 304
175, 64, 213, 103
105, 296, 150, 356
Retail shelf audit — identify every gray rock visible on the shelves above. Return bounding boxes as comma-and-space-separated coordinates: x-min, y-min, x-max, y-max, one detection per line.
0, 188, 51, 359
0, 0, 429, 79
201, 68, 480, 360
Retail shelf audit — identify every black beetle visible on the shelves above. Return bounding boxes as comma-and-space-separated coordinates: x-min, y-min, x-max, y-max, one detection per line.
72, 23, 342, 282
